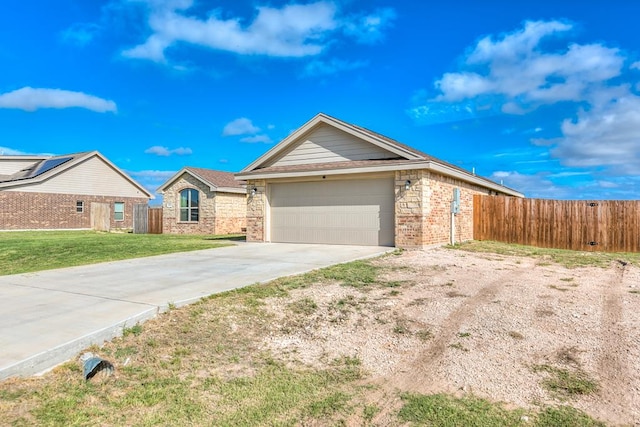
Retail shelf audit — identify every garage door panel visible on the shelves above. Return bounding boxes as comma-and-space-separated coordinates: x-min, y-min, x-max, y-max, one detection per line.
270, 178, 394, 246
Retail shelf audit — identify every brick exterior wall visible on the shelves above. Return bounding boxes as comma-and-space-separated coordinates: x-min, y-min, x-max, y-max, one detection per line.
214, 192, 247, 235
0, 191, 147, 230
395, 169, 491, 248
245, 179, 266, 242
162, 174, 246, 235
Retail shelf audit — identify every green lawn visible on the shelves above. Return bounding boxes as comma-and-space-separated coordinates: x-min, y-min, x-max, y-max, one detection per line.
0, 230, 243, 276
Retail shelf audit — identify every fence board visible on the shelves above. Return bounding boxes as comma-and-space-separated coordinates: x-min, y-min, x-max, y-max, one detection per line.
148, 207, 163, 234
133, 204, 148, 234
473, 196, 640, 253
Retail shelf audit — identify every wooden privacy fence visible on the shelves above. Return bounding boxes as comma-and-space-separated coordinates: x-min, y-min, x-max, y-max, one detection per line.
473, 196, 640, 253
147, 207, 163, 234
133, 204, 148, 234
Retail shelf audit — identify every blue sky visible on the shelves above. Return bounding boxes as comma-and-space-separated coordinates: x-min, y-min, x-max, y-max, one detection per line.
1, 0, 639, 200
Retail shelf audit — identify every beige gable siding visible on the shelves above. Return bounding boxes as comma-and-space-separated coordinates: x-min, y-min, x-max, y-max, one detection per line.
0, 159, 40, 175
5, 156, 147, 198
267, 124, 398, 167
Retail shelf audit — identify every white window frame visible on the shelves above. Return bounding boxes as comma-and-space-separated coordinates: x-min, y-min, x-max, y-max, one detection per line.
114, 202, 125, 221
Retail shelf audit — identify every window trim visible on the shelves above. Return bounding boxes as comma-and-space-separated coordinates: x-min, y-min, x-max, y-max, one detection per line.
179, 188, 199, 223
114, 202, 125, 222
76, 201, 84, 213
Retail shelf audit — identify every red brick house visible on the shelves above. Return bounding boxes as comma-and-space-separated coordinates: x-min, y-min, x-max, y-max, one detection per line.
0, 151, 153, 230
158, 167, 246, 235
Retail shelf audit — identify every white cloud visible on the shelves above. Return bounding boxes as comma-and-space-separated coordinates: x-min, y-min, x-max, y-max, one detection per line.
144, 145, 192, 156
303, 58, 367, 77
122, 1, 394, 63
0, 87, 117, 113
222, 118, 260, 136
432, 21, 624, 108
0, 146, 29, 155
240, 134, 272, 144
548, 94, 640, 173
410, 20, 640, 185
631, 61, 640, 70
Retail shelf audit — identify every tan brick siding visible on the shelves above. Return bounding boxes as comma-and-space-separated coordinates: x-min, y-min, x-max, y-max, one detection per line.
245, 180, 266, 242
0, 191, 147, 230
162, 173, 246, 235
214, 192, 247, 235
395, 169, 491, 248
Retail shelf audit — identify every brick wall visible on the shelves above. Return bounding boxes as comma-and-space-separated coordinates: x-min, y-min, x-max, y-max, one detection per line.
162, 173, 247, 235
214, 192, 247, 235
0, 191, 147, 230
395, 169, 491, 248
245, 179, 266, 242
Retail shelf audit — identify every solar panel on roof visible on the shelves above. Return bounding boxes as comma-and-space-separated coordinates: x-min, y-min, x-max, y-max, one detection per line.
28, 156, 73, 178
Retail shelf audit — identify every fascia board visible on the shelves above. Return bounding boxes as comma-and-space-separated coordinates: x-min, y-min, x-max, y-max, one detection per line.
216, 186, 247, 194
236, 161, 523, 197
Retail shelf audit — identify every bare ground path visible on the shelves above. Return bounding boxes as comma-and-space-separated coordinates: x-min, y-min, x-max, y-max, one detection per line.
263, 248, 640, 426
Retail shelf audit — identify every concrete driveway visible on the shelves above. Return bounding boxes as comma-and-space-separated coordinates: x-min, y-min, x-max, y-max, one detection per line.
0, 242, 392, 380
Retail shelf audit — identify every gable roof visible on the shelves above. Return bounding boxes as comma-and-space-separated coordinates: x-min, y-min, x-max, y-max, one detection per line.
158, 167, 246, 194
0, 151, 154, 198
235, 113, 523, 197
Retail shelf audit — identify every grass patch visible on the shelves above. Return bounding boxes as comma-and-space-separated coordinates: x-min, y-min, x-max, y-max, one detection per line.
535, 406, 606, 427
399, 393, 525, 426
398, 393, 604, 427
122, 323, 143, 337
0, 231, 240, 275
533, 364, 599, 397
451, 240, 639, 268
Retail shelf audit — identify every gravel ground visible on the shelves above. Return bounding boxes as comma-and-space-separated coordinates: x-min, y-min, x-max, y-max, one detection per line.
263, 247, 640, 426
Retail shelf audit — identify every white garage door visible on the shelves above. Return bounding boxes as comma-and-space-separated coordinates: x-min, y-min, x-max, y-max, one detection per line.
270, 178, 395, 246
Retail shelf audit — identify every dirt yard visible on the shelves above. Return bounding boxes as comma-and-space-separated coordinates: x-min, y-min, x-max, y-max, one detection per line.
262, 247, 640, 426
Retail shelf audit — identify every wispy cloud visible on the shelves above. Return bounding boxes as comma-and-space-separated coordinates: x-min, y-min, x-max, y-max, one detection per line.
0, 87, 117, 113
0, 146, 29, 155
409, 20, 640, 183
144, 145, 192, 156
240, 134, 272, 144
127, 169, 177, 194
303, 58, 367, 77
128, 169, 177, 180
60, 23, 102, 46
222, 118, 260, 136
122, 1, 394, 64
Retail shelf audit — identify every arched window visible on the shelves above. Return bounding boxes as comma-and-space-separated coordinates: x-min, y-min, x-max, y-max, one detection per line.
179, 188, 199, 222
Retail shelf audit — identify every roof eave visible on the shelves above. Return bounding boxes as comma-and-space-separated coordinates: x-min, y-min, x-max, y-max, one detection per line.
236, 161, 523, 197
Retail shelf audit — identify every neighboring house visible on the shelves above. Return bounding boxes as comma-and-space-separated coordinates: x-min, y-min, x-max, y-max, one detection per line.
235, 113, 524, 248
158, 167, 246, 235
0, 151, 153, 231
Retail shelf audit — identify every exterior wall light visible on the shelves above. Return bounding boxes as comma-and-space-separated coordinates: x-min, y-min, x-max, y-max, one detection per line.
405, 180, 411, 190
250, 187, 257, 196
